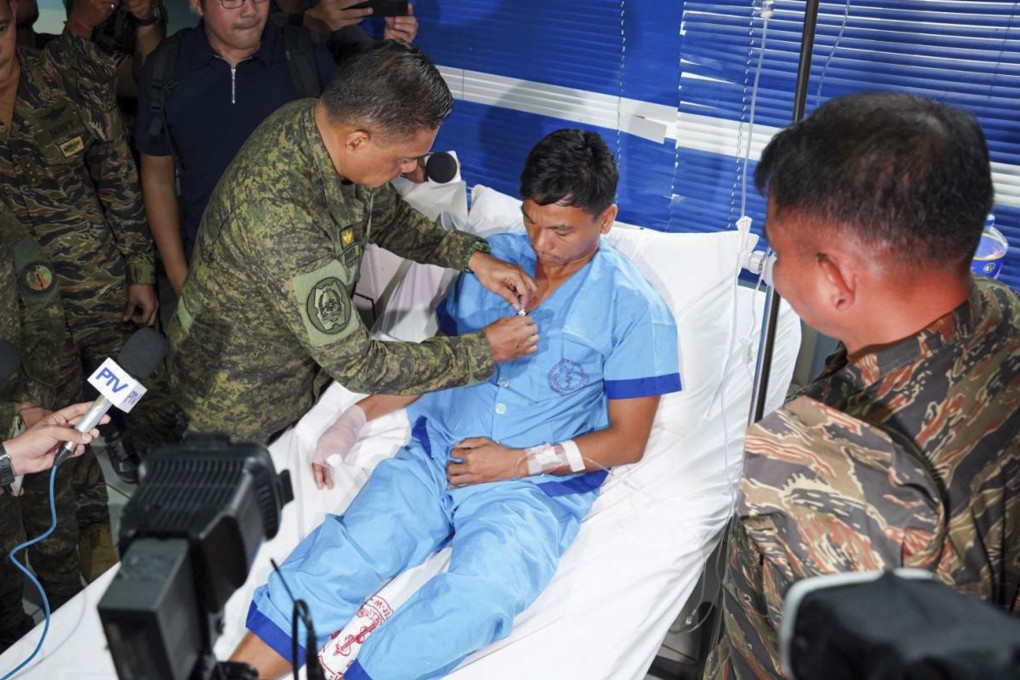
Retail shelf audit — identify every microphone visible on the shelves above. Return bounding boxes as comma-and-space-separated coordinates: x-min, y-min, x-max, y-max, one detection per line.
423, 151, 459, 184
0, 339, 19, 386
54, 328, 168, 467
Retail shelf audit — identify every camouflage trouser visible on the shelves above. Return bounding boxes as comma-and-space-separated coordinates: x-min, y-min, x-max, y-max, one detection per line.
71, 450, 117, 581
0, 463, 81, 653
65, 288, 180, 460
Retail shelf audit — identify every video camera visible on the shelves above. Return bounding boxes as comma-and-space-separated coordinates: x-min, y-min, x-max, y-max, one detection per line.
98, 434, 294, 680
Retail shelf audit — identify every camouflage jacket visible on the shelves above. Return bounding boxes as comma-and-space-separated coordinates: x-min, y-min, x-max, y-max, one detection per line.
707, 279, 1020, 679
0, 33, 154, 328
0, 206, 81, 437
169, 100, 495, 444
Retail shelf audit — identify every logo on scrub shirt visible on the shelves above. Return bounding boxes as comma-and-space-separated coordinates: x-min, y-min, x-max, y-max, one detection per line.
548, 359, 589, 395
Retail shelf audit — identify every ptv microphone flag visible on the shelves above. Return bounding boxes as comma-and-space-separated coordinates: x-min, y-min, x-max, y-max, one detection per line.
88, 357, 147, 412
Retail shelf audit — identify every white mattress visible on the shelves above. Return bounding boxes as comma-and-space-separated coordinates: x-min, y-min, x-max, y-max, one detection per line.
0, 185, 801, 680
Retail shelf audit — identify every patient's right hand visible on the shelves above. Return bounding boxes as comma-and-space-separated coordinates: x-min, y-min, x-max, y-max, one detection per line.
312, 404, 368, 490
483, 315, 539, 363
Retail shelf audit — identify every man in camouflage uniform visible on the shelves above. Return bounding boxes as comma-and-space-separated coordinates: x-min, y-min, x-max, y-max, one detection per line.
706, 92, 1020, 679
0, 2, 178, 481
0, 206, 116, 653
169, 41, 539, 444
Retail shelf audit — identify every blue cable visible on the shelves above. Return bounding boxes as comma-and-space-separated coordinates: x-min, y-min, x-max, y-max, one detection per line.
1, 463, 58, 680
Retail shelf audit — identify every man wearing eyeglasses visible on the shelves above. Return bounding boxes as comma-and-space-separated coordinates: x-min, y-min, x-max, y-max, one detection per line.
136, 0, 338, 301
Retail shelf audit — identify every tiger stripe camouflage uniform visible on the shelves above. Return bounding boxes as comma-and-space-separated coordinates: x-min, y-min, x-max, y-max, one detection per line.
0, 208, 114, 652
169, 100, 496, 444
706, 278, 1020, 679
0, 32, 177, 460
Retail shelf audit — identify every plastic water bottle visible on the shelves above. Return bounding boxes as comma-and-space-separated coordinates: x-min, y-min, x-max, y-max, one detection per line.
972, 213, 1008, 280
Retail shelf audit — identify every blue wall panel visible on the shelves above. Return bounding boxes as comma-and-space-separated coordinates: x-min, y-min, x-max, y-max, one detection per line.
436, 100, 675, 232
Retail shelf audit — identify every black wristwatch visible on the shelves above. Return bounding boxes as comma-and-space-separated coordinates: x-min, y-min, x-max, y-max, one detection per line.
0, 442, 14, 489
135, 3, 161, 26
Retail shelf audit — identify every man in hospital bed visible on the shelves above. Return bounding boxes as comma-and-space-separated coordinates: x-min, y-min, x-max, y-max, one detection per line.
229, 128, 683, 679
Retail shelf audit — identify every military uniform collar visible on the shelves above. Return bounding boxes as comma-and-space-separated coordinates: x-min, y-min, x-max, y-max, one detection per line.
818, 281, 983, 391
302, 101, 366, 230
190, 20, 275, 70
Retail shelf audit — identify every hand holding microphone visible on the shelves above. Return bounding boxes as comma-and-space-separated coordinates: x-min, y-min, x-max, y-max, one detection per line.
54, 327, 168, 468
4, 402, 111, 476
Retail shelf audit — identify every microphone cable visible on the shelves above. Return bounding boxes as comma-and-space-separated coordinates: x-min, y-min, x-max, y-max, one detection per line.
1, 460, 64, 680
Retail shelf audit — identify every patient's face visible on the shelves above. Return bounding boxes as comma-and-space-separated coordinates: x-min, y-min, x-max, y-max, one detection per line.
521, 199, 615, 271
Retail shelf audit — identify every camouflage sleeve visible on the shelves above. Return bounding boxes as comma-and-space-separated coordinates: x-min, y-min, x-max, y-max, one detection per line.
43, 31, 119, 93
47, 33, 155, 286
366, 184, 489, 273
0, 233, 20, 432
247, 204, 495, 395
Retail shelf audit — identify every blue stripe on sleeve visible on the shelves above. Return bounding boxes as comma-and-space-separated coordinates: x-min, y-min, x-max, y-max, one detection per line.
345, 660, 374, 680
436, 301, 457, 336
246, 600, 304, 667
538, 469, 609, 497
605, 373, 682, 399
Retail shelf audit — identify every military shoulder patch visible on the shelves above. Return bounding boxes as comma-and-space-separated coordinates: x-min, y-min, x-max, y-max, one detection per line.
12, 237, 59, 304
292, 261, 357, 347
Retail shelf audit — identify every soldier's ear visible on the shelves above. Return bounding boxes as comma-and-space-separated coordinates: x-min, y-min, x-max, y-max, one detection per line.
344, 129, 370, 154
817, 251, 856, 312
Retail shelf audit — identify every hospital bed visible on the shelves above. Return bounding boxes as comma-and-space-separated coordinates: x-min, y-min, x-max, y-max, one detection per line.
0, 183, 801, 680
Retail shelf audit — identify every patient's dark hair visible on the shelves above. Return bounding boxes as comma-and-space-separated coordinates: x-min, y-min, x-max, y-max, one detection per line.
520, 129, 619, 216
755, 92, 993, 269
321, 41, 453, 139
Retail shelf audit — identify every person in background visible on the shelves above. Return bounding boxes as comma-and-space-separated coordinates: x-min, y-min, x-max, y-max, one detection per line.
0, 206, 115, 654
706, 91, 1020, 679
16, 0, 166, 102
135, 0, 337, 298
0, 0, 178, 484
276, 0, 418, 62
168, 40, 540, 445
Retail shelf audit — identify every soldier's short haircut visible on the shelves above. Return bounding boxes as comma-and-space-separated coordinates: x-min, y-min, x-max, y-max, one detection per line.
755, 92, 993, 269
519, 129, 619, 217
320, 41, 452, 139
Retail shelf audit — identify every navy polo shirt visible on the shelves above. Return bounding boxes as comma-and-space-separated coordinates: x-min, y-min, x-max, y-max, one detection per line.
136, 21, 337, 258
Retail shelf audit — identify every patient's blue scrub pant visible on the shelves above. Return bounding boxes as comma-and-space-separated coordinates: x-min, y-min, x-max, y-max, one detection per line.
247, 419, 604, 680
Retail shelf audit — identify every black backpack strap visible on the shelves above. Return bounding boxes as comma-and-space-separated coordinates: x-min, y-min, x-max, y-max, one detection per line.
282, 24, 323, 99
146, 33, 186, 189
146, 32, 184, 140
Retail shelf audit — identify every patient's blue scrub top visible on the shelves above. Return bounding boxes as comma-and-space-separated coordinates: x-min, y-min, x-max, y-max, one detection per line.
417, 232, 682, 479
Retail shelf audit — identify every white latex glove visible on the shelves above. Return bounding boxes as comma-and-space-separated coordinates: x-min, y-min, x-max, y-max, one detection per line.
312, 404, 367, 490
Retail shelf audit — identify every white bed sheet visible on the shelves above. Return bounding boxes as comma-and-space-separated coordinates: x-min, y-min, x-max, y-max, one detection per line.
0, 186, 802, 680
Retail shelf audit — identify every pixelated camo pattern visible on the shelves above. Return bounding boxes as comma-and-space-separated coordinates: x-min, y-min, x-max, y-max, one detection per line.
169, 100, 494, 444
707, 279, 1020, 679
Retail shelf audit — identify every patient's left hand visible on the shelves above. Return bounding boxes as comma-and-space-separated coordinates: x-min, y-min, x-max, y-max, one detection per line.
447, 437, 526, 486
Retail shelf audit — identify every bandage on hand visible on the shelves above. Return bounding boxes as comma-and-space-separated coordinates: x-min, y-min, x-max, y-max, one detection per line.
311, 404, 367, 490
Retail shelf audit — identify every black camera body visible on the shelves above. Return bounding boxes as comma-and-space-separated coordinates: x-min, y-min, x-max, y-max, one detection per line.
99, 434, 294, 680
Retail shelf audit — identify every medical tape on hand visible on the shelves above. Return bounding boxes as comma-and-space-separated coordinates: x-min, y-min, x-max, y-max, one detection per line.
525, 440, 585, 476
559, 439, 585, 472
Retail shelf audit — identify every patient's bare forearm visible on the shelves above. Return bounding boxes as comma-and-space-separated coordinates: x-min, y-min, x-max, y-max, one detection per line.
541, 395, 661, 474
357, 393, 421, 421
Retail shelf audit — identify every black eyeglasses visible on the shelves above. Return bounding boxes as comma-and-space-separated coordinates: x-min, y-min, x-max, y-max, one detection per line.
216, 0, 268, 10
